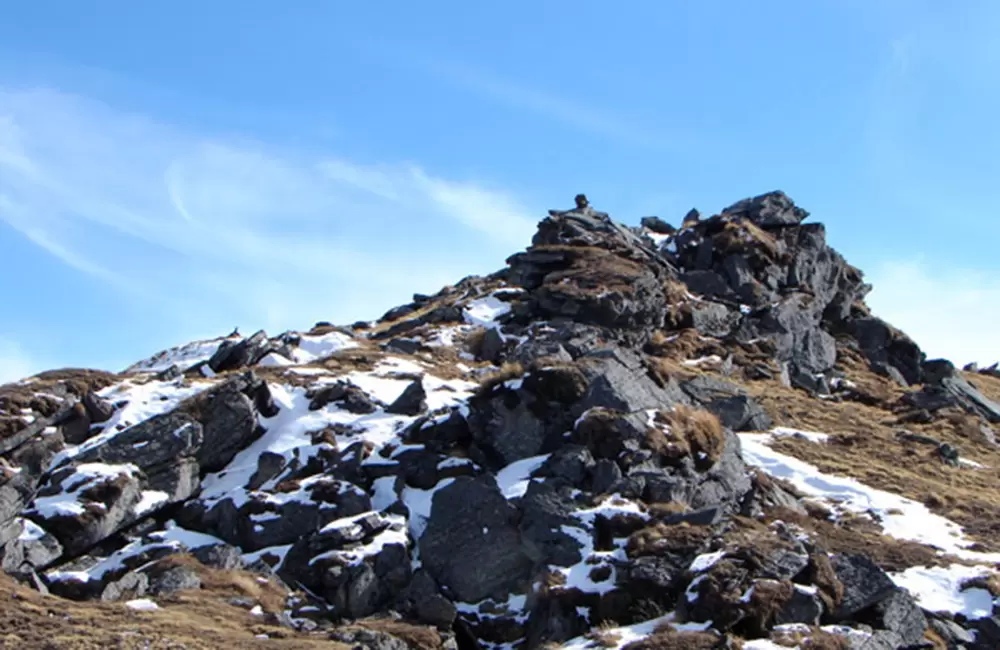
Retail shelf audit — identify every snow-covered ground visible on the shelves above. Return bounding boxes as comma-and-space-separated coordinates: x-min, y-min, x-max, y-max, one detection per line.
738, 428, 1000, 623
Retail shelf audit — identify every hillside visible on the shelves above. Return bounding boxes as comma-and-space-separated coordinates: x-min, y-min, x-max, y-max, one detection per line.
1, 191, 999, 650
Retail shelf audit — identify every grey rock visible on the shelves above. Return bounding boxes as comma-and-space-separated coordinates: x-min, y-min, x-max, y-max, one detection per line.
194, 375, 265, 472
577, 346, 689, 414
928, 617, 975, 646
82, 391, 116, 424
73, 410, 202, 474
703, 395, 772, 432
0, 474, 35, 546
849, 630, 904, 650
397, 570, 457, 629
831, 553, 898, 620
247, 451, 286, 491
383, 338, 423, 355
722, 191, 809, 228
518, 481, 586, 567
419, 476, 532, 603
539, 445, 595, 488
688, 301, 741, 338
208, 330, 272, 372
28, 465, 144, 557
874, 588, 927, 647
386, 379, 428, 416
329, 628, 409, 650
680, 270, 735, 299
146, 564, 202, 595
776, 585, 823, 626
849, 317, 924, 385
1, 520, 63, 577
590, 459, 623, 494
479, 328, 507, 364
192, 543, 245, 571
641, 216, 674, 234
100, 571, 149, 602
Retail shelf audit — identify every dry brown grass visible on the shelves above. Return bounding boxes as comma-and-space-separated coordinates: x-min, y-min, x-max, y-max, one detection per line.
0, 572, 344, 650
714, 220, 782, 261
770, 627, 848, 650
747, 365, 1000, 553
476, 361, 525, 395
623, 629, 734, 650
531, 245, 652, 299
626, 522, 712, 558
585, 626, 623, 648
0, 368, 120, 428
353, 618, 447, 650
646, 501, 691, 518
147, 555, 291, 615
964, 371, 1000, 403
650, 405, 725, 464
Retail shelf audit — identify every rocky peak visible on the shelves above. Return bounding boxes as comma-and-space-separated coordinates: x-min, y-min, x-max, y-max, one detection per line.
2, 190, 1000, 649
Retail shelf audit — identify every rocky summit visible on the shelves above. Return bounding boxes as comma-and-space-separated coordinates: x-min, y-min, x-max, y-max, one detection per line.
2, 191, 1000, 650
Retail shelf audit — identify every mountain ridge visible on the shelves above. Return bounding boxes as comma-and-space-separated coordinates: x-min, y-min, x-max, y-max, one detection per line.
0, 191, 998, 649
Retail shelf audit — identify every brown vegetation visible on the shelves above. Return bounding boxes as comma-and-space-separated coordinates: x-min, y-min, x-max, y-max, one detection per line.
622, 629, 734, 650
476, 361, 525, 395
353, 618, 447, 650
649, 405, 726, 464
0, 572, 344, 650
626, 522, 712, 558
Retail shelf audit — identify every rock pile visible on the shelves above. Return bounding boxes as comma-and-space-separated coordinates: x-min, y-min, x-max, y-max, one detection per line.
0, 191, 996, 649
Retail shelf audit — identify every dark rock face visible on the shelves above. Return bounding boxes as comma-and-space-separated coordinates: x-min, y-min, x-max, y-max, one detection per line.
208, 330, 274, 372
419, 476, 533, 603
722, 190, 809, 228
386, 379, 428, 416
27, 465, 144, 557
848, 318, 924, 385
189, 374, 269, 472
829, 554, 897, 620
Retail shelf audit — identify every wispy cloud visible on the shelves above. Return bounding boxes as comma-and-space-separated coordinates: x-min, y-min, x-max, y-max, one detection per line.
357, 44, 701, 155
866, 258, 1000, 367
0, 87, 538, 348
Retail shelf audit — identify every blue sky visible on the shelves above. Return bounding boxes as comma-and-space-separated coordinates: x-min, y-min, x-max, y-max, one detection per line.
2, 1, 999, 379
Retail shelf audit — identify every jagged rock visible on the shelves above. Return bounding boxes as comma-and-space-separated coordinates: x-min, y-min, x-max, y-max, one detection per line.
722, 191, 809, 228
308, 381, 378, 414
848, 318, 924, 385
467, 363, 587, 467
82, 391, 115, 424
146, 563, 202, 595
775, 585, 823, 626
208, 330, 273, 372
329, 628, 409, 650
386, 379, 427, 416
641, 216, 675, 234
396, 570, 457, 630
419, 476, 532, 603
0, 474, 35, 548
829, 553, 897, 620
538, 445, 595, 488
190, 374, 268, 472
688, 302, 741, 338
247, 451, 286, 491
872, 588, 927, 647
100, 571, 150, 602
577, 346, 688, 414
928, 616, 976, 647
1, 520, 63, 578
681, 376, 771, 431
518, 481, 586, 567
281, 512, 411, 620
525, 597, 589, 648
192, 543, 245, 571
27, 464, 144, 557
72, 411, 202, 505
186, 479, 371, 551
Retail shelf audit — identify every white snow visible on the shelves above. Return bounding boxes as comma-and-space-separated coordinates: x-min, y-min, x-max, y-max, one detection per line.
401, 478, 456, 540
31, 463, 140, 519
495, 454, 550, 499
133, 490, 169, 517
17, 519, 48, 542
125, 338, 228, 373
290, 331, 358, 364
559, 613, 712, 649
689, 550, 727, 573
312, 512, 409, 566
371, 476, 399, 512
739, 432, 1000, 562
463, 295, 512, 328
242, 544, 292, 569
683, 355, 723, 367
125, 598, 160, 611
892, 565, 996, 619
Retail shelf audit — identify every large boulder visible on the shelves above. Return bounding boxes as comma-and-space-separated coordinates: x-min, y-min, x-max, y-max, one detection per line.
419, 476, 533, 603
27, 463, 145, 557
721, 191, 809, 228
185, 373, 273, 472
